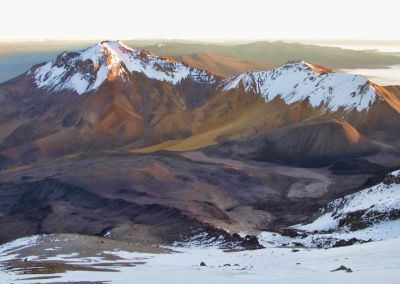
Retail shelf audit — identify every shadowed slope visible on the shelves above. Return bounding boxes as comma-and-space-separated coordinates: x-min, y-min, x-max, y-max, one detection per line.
250, 120, 379, 166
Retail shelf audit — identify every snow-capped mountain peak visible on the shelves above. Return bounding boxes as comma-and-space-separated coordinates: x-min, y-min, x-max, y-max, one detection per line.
222, 61, 378, 112
30, 40, 217, 95
32, 41, 128, 94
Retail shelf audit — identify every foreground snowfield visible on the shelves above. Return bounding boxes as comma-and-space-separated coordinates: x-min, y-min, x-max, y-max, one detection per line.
1, 235, 400, 283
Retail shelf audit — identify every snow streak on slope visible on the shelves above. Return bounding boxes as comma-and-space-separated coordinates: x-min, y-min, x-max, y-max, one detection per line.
31, 41, 216, 95
259, 219, 400, 248
257, 170, 400, 248
223, 61, 378, 111
295, 170, 400, 233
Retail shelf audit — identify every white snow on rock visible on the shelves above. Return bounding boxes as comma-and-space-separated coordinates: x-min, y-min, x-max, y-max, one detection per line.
255, 170, 400, 248
259, 219, 400, 249
256, 170, 400, 248
222, 61, 378, 111
294, 169, 400, 233
32, 40, 216, 95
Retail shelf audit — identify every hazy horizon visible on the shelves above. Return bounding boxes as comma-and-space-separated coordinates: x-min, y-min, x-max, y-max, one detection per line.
2, 38, 400, 44
2, 0, 400, 41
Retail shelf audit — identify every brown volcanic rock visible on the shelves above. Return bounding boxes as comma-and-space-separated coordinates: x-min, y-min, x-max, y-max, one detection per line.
208, 119, 380, 167
263, 119, 372, 156
0, 69, 217, 165
0, 177, 218, 245
178, 52, 275, 78
141, 64, 400, 154
0, 41, 223, 165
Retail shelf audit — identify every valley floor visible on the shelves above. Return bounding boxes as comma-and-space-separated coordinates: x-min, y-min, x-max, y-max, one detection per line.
1, 234, 399, 284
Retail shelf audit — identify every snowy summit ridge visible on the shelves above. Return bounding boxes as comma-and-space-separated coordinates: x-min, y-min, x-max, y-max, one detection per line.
31, 40, 217, 95
30, 43, 380, 112
222, 61, 378, 111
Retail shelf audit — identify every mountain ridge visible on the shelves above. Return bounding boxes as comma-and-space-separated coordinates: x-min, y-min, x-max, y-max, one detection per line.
28, 41, 219, 95
221, 61, 377, 112
0, 41, 399, 168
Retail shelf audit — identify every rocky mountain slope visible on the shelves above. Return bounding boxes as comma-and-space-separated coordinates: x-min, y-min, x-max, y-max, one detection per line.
0, 41, 399, 246
258, 169, 400, 248
206, 119, 379, 167
297, 169, 400, 234
0, 41, 224, 166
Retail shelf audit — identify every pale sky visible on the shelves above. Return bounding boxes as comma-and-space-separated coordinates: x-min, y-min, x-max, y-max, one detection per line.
2, 0, 399, 40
